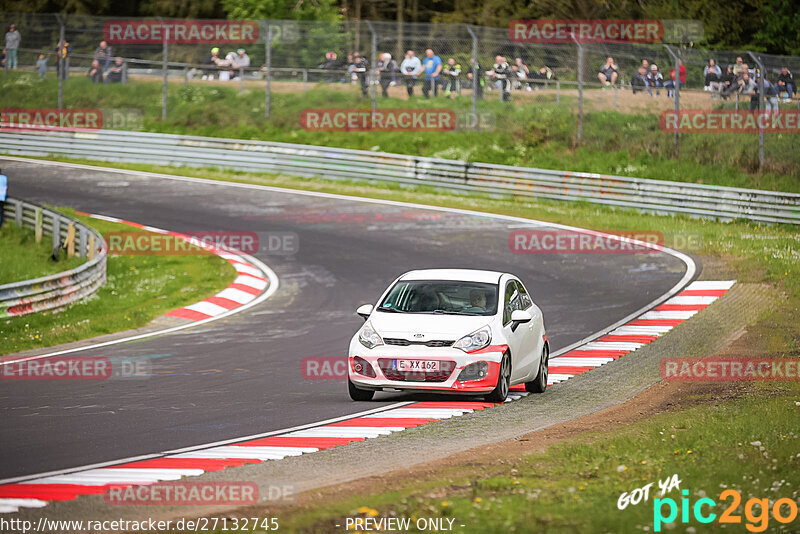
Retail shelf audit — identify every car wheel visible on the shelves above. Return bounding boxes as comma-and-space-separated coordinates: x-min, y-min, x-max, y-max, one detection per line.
525, 345, 548, 393
485, 353, 511, 403
348, 377, 375, 401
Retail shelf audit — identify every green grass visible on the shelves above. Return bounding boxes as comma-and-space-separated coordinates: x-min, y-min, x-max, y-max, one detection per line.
0, 208, 237, 355
1, 72, 798, 192
0, 222, 84, 284
269, 391, 800, 533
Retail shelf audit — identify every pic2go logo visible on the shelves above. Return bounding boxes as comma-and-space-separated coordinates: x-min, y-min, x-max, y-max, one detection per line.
653, 489, 799, 532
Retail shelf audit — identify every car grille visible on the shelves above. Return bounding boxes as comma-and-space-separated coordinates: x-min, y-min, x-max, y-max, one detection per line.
377, 359, 456, 382
383, 338, 454, 347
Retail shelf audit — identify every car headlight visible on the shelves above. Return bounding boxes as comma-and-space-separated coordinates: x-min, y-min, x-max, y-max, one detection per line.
453, 325, 492, 352
358, 320, 383, 349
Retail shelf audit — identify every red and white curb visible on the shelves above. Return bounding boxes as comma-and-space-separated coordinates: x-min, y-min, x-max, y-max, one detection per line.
75, 212, 270, 323
0, 281, 734, 514
547, 280, 736, 384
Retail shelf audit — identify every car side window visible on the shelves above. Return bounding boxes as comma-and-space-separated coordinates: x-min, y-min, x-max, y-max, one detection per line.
516, 281, 532, 309
503, 281, 521, 325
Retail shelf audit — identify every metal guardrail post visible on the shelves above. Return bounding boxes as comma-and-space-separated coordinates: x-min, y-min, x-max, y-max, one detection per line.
160, 17, 169, 121
302, 69, 308, 92
748, 51, 766, 168
239, 67, 244, 93
52, 213, 60, 251
466, 25, 479, 130
572, 32, 583, 142
663, 45, 680, 157
366, 21, 377, 116
556, 80, 560, 106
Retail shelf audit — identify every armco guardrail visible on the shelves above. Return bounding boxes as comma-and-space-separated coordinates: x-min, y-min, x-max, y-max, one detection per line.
1, 129, 798, 224
0, 198, 106, 318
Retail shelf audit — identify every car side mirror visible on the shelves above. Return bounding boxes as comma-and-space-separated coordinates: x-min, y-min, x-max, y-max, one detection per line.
356, 304, 374, 320
510, 309, 532, 331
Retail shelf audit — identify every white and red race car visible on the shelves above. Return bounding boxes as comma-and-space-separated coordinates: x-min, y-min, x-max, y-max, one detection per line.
348, 269, 549, 402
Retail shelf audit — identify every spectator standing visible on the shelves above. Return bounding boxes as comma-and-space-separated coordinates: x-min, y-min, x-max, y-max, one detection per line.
202, 47, 220, 80
777, 67, 794, 103
422, 48, 443, 98
86, 59, 103, 83
107, 58, 124, 83
319, 51, 344, 83
467, 57, 484, 99
760, 76, 780, 111
376, 53, 398, 98
4, 24, 20, 70
400, 50, 422, 98
55, 40, 71, 80
227, 48, 250, 79
738, 72, 757, 110
631, 66, 648, 94
646, 64, 663, 96
36, 54, 47, 78
733, 57, 745, 75
352, 53, 369, 97
491, 55, 513, 102
0, 169, 7, 229
94, 40, 113, 72
703, 59, 721, 91
664, 60, 686, 97
597, 56, 618, 87
443, 57, 462, 97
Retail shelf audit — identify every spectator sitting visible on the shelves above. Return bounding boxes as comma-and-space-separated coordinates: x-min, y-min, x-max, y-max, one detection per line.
94, 40, 113, 72
646, 64, 663, 96
107, 58, 124, 83
598, 56, 619, 87
641, 59, 649, 71
376, 52, 398, 98
664, 60, 686, 97
442, 57, 462, 97
777, 66, 794, 103
400, 50, 422, 98
36, 54, 47, 78
738, 72, 758, 110
225, 48, 250, 79
719, 65, 737, 99
703, 59, 721, 91
732, 57, 745, 75
631, 66, 648, 94
202, 48, 221, 80
86, 59, 103, 83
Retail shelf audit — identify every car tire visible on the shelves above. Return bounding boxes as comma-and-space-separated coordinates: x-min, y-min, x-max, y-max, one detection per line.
348, 377, 375, 401
525, 345, 548, 393
485, 353, 511, 403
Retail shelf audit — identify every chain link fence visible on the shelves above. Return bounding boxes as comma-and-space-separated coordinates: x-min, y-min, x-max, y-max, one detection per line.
2, 12, 799, 175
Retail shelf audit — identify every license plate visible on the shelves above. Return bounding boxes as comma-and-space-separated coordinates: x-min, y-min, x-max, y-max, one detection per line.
396, 359, 439, 372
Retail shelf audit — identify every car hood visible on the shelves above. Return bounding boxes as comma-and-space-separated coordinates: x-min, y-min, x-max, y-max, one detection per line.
369, 311, 492, 339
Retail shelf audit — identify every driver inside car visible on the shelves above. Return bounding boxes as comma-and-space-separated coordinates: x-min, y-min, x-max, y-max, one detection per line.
462, 289, 487, 314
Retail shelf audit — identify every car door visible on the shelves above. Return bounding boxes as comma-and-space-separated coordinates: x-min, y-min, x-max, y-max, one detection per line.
501, 279, 528, 381
514, 279, 544, 381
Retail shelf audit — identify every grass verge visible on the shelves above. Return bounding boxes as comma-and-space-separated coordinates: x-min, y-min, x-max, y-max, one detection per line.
265, 389, 800, 533
1, 72, 798, 191
0, 208, 237, 355
0, 221, 84, 284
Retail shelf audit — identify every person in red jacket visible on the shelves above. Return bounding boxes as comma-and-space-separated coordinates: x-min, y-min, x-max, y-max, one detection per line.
664, 60, 686, 97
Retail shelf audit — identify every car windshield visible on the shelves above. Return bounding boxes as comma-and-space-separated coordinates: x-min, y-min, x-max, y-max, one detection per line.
377, 280, 498, 316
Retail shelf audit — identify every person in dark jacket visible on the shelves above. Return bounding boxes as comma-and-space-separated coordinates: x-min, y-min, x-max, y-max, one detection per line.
86, 59, 103, 83
376, 53, 398, 97
631, 66, 648, 94
352, 53, 370, 97
777, 67, 794, 103
491, 55, 513, 102
319, 51, 344, 83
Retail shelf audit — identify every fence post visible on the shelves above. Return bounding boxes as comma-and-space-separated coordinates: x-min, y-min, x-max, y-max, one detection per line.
303, 68, 308, 92
663, 45, 680, 157
56, 13, 65, 110
613, 85, 618, 111
160, 18, 169, 121
747, 51, 766, 168
366, 21, 377, 116
571, 32, 583, 142
239, 67, 244, 93
556, 80, 560, 106
35, 207, 42, 242
264, 20, 272, 119
465, 25, 479, 130
52, 214, 60, 252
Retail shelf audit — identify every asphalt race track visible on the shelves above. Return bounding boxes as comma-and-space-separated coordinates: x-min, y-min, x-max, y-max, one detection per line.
0, 158, 691, 480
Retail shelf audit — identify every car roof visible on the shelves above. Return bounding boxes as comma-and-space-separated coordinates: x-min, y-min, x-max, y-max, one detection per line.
399, 269, 506, 284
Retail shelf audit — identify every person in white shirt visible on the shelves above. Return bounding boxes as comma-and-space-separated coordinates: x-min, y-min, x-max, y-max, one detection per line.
400, 50, 422, 98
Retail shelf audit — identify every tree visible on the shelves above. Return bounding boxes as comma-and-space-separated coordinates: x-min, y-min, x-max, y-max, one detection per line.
222, 0, 341, 21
